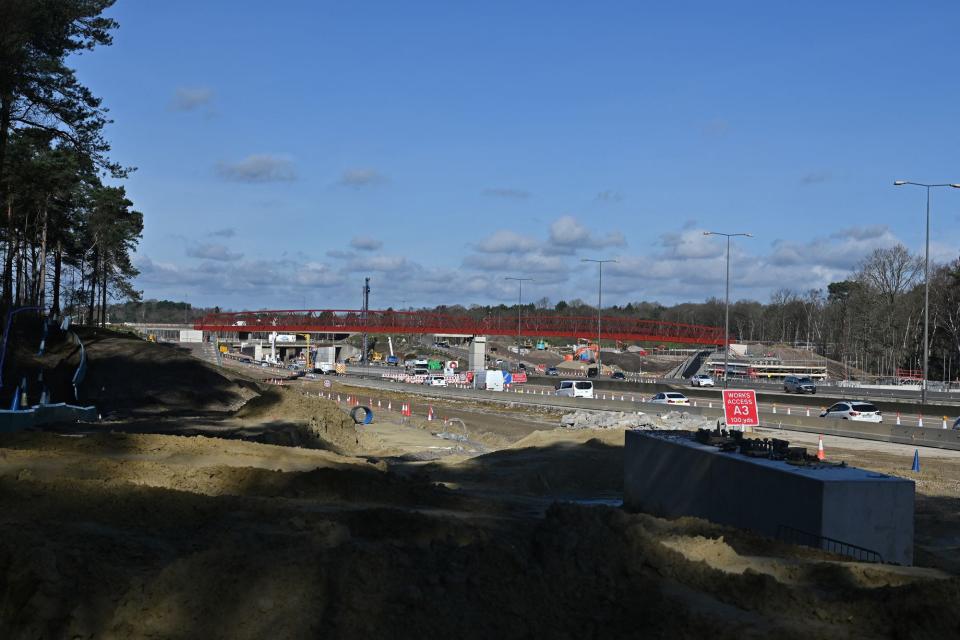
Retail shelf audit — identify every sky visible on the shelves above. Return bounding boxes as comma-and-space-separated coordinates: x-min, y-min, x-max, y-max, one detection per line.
69, 0, 960, 311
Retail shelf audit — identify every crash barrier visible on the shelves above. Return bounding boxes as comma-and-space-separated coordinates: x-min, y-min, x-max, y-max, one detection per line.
69, 330, 87, 401
350, 405, 374, 425
0, 403, 98, 433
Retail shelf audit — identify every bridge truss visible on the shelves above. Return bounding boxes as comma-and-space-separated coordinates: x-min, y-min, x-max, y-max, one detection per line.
196, 309, 725, 345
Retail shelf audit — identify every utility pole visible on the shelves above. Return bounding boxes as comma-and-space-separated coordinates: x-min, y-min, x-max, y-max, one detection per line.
893, 181, 960, 405
505, 277, 533, 371
703, 231, 753, 388
581, 259, 616, 374
361, 277, 370, 364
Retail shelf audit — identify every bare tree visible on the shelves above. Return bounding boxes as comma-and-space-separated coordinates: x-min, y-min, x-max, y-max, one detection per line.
855, 244, 922, 305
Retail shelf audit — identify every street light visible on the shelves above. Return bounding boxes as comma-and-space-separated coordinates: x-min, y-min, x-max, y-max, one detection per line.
893, 180, 960, 406
703, 231, 753, 388
505, 277, 533, 371
581, 258, 617, 374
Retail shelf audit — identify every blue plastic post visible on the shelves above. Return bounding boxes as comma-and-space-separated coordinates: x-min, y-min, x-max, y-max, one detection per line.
911, 449, 920, 473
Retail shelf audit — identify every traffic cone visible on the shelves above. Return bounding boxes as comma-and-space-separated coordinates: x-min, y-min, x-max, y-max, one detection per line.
918, 414, 924, 428
816, 435, 825, 461
911, 449, 921, 472
896, 412, 901, 426
388, 400, 392, 411
427, 405, 434, 421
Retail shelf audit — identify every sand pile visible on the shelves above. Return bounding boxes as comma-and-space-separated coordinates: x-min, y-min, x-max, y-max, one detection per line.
235, 387, 362, 453
1, 455, 956, 640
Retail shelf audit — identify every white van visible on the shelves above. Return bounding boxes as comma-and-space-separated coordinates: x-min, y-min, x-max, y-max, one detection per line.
475, 369, 505, 391
555, 380, 594, 399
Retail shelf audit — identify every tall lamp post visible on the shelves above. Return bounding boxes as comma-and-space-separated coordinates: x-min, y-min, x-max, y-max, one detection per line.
893, 180, 960, 405
505, 277, 533, 371
703, 231, 753, 388
581, 258, 617, 374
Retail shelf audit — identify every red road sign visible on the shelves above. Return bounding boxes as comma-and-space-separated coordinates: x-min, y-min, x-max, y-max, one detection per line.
722, 389, 759, 428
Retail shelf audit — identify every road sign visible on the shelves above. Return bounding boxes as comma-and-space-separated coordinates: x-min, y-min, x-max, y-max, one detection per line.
722, 389, 759, 428
323, 379, 332, 388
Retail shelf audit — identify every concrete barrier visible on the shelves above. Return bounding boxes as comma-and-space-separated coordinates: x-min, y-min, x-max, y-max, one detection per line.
624, 430, 915, 565
0, 403, 98, 433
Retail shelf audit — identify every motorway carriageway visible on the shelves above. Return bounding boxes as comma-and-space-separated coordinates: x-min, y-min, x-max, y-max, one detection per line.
340, 367, 957, 429
516, 383, 952, 428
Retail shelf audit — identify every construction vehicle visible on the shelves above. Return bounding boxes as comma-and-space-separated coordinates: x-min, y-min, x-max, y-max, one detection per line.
371, 351, 384, 362
384, 336, 400, 365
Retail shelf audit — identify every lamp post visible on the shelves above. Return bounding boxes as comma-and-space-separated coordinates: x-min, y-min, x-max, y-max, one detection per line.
893, 180, 960, 406
703, 231, 753, 388
505, 277, 533, 371
581, 259, 617, 374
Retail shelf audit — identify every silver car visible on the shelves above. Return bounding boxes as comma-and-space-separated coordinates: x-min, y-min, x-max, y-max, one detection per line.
784, 376, 816, 394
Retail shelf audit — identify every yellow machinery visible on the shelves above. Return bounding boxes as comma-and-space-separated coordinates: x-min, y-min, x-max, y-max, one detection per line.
371, 351, 384, 362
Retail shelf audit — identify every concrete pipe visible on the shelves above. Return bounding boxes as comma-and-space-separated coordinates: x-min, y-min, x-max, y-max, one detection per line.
350, 405, 374, 425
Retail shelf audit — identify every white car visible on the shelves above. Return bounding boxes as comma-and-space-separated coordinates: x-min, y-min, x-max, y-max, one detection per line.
820, 401, 882, 423
650, 392, 691, 406
690, 374, 715, 387
424, 375, 447, 387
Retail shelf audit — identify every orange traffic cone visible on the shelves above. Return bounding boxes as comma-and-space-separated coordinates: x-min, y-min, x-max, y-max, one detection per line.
817, 435, 825, 461
427, 405, 434, 421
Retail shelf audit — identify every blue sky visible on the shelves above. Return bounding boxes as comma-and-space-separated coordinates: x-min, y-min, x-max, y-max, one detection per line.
70, 0, 960, 310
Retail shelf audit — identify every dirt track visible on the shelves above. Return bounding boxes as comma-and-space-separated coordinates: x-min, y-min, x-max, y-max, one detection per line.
2, 333, 960, 639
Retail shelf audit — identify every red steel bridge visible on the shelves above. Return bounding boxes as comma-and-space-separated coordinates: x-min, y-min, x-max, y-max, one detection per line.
195, 309, 725, 345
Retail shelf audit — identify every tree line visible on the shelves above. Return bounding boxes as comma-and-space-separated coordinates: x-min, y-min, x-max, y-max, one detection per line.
0, 0, 141, 325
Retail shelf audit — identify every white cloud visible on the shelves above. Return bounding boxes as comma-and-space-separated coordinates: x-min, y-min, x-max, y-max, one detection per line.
475, 230, 539, 254
337, 168, 386, 187
548, 215, 626, 251
170, 86, 214, 111
186, 243, 243, 261
208, 227, 237, 238
462, 252, 567, 276
345, 254, 412, 273
801, 170, 833, 185
217, 154, 296, 183
349, 236, 383, 251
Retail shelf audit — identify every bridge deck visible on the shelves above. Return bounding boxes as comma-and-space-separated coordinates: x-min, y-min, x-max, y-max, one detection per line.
196, 309, 724, 345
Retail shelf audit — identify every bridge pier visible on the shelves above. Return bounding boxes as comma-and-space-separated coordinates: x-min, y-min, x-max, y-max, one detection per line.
468, 336, 486, 373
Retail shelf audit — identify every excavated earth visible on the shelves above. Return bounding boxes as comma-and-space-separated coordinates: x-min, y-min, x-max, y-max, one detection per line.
0, 330, 959, 639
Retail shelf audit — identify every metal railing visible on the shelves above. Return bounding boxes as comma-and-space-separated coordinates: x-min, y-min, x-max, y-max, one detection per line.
776, 524, 884, 563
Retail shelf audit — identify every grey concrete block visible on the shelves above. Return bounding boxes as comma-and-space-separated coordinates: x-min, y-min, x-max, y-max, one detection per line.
623, 430, 914, 565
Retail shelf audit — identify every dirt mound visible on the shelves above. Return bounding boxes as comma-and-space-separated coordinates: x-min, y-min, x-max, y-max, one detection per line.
236, 387, 362, 453
77, 328, 259, 415
1, 466, 956, 640
435, 429, 627, 496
